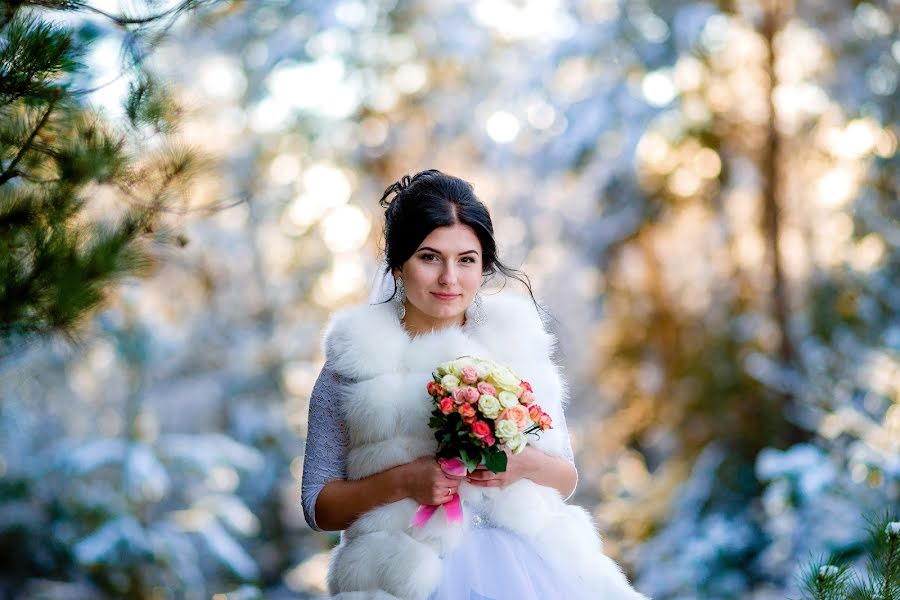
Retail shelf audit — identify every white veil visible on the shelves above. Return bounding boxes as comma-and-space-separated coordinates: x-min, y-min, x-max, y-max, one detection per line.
367, 254, 396, 304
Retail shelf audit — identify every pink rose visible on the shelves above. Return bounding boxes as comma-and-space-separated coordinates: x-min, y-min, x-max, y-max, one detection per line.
499, 404, 530, 431
459, 403, 476, 424
471, 420, 491, 439
439, 397, 455, 415
427, 380, 438, 396
537, 413, 552, 430
483, 433, 496, 446
528, 403, 543, 422
460, 366, 479, 384
519, 390, 535, 405
476, 381, 497, 397
452, 385, 480, 405
518, 380, 533, 398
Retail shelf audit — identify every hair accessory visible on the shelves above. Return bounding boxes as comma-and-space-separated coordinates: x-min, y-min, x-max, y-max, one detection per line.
379, 174, 413, 209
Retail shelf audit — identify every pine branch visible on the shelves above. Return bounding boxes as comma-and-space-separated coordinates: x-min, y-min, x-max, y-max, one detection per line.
848, 512, 900, 600
0, 14, 82, 106
0, 97, 55, 185
883, 521, 899, 600
76, 0, 206, 26
796, 554, 853, 600
0, 2, 208, 356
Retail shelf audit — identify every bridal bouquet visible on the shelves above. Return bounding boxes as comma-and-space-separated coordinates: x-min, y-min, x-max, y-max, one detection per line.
427, 355, 552, 474
412, 355, 553, 528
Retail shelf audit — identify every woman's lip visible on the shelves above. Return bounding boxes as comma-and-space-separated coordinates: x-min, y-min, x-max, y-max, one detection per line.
431, 293, 460, 299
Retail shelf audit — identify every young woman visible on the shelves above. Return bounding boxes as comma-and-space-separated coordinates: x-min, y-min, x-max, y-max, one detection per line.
301, 170, 648, 600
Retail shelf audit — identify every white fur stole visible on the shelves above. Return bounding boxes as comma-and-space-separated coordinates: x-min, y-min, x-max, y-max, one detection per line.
320, 293, 648, 600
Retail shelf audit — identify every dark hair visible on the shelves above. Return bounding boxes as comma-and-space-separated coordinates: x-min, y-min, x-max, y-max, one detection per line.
376, 169, 550, 323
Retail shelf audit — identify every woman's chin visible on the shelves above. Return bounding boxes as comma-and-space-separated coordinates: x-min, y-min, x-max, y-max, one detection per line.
425, 305, 464, 321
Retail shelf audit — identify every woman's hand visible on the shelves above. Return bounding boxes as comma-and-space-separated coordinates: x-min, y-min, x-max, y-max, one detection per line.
400, 456, 466, 505
465, 446, 536, 488
466, 446, 578, 499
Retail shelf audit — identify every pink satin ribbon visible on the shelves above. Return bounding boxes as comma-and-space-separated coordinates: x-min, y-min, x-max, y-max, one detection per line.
411, 493, 462, 527
411, 457, 466, 528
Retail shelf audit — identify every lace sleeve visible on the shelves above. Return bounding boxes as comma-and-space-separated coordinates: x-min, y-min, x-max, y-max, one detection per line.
300, 360, 351, 531
553, 403, 579, 501
557, 413, 576, 464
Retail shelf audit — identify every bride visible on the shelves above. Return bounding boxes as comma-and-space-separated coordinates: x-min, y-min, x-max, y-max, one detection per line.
301, 169, 648, 599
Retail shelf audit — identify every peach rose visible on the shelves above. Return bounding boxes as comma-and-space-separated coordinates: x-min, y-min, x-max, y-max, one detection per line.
460, 366, 479, 385
439, 397, 455, 415
527, 403, 543, 422
459, 403, 477, 424
476, 381, 497, 397
499, 405, 530, 431
537, 413, 552, 430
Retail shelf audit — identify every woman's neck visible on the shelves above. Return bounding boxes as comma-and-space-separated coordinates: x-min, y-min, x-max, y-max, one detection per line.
400, 301, 467, 337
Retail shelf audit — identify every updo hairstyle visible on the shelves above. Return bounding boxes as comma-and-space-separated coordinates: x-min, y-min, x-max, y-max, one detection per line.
377, 168, 543, 316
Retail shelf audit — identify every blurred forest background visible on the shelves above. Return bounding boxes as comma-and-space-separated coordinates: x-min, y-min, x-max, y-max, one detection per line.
0, 0, 897, 598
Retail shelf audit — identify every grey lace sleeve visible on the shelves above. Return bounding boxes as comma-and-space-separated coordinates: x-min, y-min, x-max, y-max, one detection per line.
300, 360, 351, 532
554, 404, 579, 501
558, 413, 576, 464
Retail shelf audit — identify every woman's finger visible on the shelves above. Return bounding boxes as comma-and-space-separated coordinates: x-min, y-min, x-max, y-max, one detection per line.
436, 485, 458, 502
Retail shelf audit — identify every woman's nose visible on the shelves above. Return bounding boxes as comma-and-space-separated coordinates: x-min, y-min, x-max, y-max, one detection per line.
438, 264, 457, 284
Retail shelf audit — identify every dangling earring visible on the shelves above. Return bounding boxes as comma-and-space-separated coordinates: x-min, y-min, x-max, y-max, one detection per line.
472, 292, 486, 326
394, 277, 406, 319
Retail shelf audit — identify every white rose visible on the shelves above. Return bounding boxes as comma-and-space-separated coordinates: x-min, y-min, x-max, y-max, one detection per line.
488, 366, 521, 394
453, 356, 478, 372
478, 394, 501, 419
474, 359, 494, 379
506, 433, 527, 454
441, 374, 460, 393
437, 361, 454, 377
495, 419, 518, 441
497, 390, 519, 409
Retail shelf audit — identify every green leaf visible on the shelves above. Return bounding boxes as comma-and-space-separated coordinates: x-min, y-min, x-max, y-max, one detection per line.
459, 448, 479, 473
484, 450, 507, 473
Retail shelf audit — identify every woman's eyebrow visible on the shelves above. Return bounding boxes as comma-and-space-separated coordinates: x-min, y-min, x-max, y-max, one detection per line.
416, 246, 480, 255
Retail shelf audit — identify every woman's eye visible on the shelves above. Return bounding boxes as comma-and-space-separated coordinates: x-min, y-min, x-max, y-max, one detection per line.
420, 253, 475, 263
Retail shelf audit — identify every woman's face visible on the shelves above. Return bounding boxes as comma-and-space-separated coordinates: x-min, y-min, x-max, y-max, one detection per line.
395, 223, 484, 327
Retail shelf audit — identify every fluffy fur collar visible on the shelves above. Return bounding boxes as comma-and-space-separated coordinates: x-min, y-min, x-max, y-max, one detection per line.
322, 292, 570, 471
